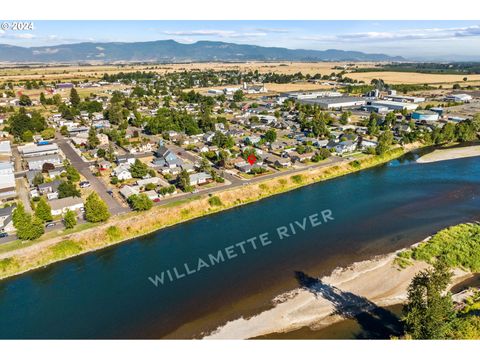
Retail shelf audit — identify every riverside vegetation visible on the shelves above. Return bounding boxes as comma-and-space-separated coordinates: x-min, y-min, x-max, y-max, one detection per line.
396, 223, 480, 339
0, 146, 406, 280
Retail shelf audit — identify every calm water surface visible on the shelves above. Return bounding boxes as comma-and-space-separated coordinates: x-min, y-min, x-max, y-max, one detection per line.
0, 155, 479, 339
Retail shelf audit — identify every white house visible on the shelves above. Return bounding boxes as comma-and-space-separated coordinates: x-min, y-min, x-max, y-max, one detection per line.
49, 197, 84, 216
189, 172, 212, 186
113, 163, 132, 180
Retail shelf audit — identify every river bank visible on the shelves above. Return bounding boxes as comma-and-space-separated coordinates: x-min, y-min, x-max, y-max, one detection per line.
417, 144, 480, 163
204, 237, 471, 339
0, 146, 410, 281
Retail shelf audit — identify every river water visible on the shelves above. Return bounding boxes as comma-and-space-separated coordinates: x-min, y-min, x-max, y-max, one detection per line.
0, 154, 479, 339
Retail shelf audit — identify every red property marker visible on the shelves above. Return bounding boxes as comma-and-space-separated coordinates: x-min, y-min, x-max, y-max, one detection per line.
247, 154, 257, 165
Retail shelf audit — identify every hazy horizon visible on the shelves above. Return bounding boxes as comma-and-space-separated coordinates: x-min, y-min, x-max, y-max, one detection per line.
1, 20, 480, 61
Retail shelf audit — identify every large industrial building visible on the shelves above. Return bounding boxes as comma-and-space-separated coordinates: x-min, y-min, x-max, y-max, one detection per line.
369, 100, 419, 111
298, 96, 366, 109
384, 94, 426, 103
281, 91, 342, 100
445, 93, 473, 102
412, 110, 440, 122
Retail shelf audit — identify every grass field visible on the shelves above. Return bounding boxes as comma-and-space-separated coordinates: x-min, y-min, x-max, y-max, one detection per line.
348, 71, 480, 85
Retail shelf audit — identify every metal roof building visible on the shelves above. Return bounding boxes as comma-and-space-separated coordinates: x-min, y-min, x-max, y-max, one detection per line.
298, 96, 366, 109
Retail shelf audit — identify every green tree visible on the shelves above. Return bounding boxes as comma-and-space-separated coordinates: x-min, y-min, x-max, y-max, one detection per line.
88, 126, 100, 149
70, 88, 81, 107
13, 204, 45, 241
34, 197, 52, 222
376, 130, 394, 155
39, 92, 47, 105
340, 111, 351, 125
60, 125, 69, 136
85, 192, 110, 223
177, 169, 192, 192
403, 261, 455, 339
22, 130, 34, 142
19, 94, 32, 106
129, 159, 148, 178
41, 128, 55, 140
233, 89, 244, 102
65, 164, 80, 182
58, 181, 81, 198
128, 193, 153, 211
17, 215, 44, 241
264, 129, 277, 143
63, 209, 77, 229
32, 172, 44, 186
12, 203, 27, 228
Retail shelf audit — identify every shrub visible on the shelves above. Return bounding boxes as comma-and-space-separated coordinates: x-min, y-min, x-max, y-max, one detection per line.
291, 174, 303, 184
106, 226, 122, 241
208, 196, 223, 207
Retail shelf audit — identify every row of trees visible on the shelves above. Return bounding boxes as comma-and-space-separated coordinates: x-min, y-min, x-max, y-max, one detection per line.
12, 192, 110, 241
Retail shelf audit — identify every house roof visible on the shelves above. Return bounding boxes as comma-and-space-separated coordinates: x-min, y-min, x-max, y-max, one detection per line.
49, 196, 83, 211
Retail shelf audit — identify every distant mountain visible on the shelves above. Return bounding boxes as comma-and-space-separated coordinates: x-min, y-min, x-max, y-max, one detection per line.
0, 40, 405, 63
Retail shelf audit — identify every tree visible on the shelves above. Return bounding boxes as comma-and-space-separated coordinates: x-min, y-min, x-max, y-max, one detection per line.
13, 204, 44, 241
65, 164, 80, 182
34, 197, 52, 222
70, 88, 81, 107
12, 203, 27, 228
88, 126, 100, 149
17, 215, 44, 241
39, 92, 47, 105
376, 130, 394, 155
340, 111, 351, 125
264, 129, 277, 143
60, 125, 69, 136
403, 261, 455, 339
8, 108, 47, 138
233, 89, 244, 102
58, 181, 81, 199
129, 159, 148, 178
177, 169, 192, 192
42, 162, 55, 172
22, 130, 33, 142
63, 210, 77, 229
32, 172, 44, 186
128, 193, 153, 211
41, 128, 55, 140
85, 192, 110, 223
19, 94, 32, 106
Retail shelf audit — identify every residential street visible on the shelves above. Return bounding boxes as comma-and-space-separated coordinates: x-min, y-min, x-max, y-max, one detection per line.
54, 135, 128, 216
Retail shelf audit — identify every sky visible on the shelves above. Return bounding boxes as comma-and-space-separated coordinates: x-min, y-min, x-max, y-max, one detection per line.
1, 20, 480, 60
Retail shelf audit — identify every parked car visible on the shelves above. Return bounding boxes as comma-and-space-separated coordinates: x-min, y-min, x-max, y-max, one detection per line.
79, 181, 91, 188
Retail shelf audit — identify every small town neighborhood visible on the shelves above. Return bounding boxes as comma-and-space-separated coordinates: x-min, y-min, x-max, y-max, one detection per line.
0, 67, 479, 243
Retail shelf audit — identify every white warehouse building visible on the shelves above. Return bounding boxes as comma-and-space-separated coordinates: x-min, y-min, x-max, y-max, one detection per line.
369, 100, 419, 111
299, 96, 366, 109
445, 93, 473, 102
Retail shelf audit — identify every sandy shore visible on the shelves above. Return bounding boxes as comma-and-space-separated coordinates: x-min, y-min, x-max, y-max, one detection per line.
417, 145, 480, 163
203, 243, 469, 339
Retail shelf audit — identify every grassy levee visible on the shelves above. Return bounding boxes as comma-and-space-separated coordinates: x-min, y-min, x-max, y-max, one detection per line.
0, 147, 407, 280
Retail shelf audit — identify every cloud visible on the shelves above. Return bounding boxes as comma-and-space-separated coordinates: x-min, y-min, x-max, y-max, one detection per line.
252, 27, 290, 33
32, 48, 59, 55
300, 25, 480, 43
162, 29, 268, 39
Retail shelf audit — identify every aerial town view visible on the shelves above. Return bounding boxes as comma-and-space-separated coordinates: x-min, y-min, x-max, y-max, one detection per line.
1, 10, 480, 357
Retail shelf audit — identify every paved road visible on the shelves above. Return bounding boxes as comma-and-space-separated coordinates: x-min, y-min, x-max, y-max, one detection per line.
155, 155, 346, 207
54, 136, 128, 216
